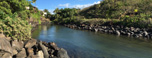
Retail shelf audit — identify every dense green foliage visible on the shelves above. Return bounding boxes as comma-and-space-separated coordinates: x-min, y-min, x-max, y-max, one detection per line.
80, 0, 152, 19
0, 0, 45, 40
52, 0, 152, 28
78, 0, 152, 28
0, 12, 31, 40
52, 8, 80, 24
44, 9, 52, 19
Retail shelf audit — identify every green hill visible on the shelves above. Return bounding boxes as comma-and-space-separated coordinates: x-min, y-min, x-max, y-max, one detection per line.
80, 0, 152, 19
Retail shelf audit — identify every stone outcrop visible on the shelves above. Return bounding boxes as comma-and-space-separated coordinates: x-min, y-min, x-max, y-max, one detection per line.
64, 24, 152, 39
0, 34, 69, 58
0, 36, 13, 55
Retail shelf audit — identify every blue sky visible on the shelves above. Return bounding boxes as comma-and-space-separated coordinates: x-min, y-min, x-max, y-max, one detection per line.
30, 0, 101, 13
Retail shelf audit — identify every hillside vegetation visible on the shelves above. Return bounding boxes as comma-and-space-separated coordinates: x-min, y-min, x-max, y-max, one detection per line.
0, 0, 50, 40
52, 0, 152, 28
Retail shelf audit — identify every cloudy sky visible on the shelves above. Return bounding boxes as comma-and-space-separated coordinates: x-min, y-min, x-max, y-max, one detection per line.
31, 0, 101, 14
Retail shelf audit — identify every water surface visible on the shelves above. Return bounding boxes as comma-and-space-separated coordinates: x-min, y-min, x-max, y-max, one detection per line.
32, 25, 152, 58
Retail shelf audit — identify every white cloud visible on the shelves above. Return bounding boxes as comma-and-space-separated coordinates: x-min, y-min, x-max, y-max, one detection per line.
58, 3, 70, 8
49, 9, 54, 14
58, 1, 101, 9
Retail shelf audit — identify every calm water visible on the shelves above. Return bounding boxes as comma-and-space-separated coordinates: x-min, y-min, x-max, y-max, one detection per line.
32, 25, 152, 58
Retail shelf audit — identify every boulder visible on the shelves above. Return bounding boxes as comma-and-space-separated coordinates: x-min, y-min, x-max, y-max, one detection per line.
130, 27, 135, 31
11, 40, 24, 51
12, 48, 18, 55
127, 33, 131, 36
57, 48, 69, 58
94, 28, 98, 32
6, 37, 11, 41
2, 53, 12, 58
16, 48, 27, 58
0, 37, 13, 54
25, 39, 37, 48
49, 42, 59, 50
143, 31, 148, 37
26, 55, 38, 58
116, 30, 120, 36
37, 50, 44, 58
0, 34, 5, 38
39, 41, 49, 58
27, 48, 34, 56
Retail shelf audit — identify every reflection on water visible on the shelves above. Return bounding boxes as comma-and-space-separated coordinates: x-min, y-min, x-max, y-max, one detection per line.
32, 25, 152, 58
42, 25, 47, 35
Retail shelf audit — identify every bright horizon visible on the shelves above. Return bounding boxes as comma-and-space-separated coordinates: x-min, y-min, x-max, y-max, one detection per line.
30, 0, 101, 14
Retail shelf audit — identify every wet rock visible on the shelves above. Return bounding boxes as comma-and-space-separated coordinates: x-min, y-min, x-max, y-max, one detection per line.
25, 39, 37, 48
11, 40, 24, 51
57, 48, 69, 58
0, 37, 13, 54
16, 48, 27, 58
37, 50, 44, 58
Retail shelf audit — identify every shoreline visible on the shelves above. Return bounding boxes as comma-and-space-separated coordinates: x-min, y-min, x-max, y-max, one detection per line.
0, 35, 69, 58
64, 24, 152, 39
0, 21, 69, 58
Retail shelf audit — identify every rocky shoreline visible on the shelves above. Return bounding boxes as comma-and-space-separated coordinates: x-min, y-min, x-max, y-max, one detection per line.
0, 19, 70, 58
64, 24, 152, 39
0, 34, 69, 58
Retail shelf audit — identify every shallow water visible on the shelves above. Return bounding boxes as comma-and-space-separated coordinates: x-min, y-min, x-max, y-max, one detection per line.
32, 25, 152, 58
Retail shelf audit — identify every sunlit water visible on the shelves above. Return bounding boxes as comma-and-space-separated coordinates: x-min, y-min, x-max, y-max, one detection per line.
32, 25, 152, 58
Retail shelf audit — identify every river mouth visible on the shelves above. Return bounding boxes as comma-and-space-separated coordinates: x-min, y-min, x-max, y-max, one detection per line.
32, 25, 152, 58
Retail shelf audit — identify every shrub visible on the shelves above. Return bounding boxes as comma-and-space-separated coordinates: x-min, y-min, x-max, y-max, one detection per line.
0, 13, 32, 40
